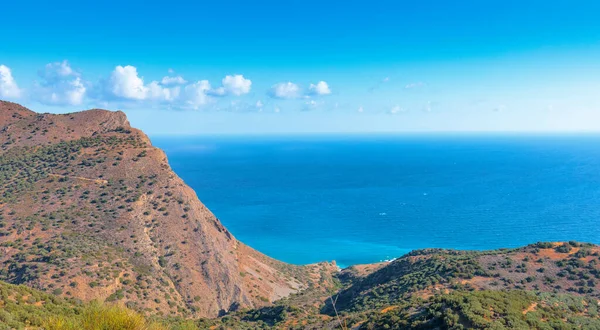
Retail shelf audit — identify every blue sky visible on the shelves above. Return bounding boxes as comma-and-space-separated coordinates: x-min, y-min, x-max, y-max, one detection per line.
2, 0, 600, 134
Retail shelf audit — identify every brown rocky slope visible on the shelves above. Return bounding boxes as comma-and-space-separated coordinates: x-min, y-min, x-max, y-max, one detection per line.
0, 101, 336, 318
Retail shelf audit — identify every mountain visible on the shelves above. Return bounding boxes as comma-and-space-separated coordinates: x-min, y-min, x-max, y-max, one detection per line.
2, 101, 600, 329
0, 101, 336, 318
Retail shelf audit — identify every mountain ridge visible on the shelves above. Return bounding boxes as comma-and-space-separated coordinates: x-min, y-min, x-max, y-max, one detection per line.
0, 101, 336, 318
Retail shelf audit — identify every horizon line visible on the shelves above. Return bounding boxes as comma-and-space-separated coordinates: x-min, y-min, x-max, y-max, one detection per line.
148, 130, 600, 137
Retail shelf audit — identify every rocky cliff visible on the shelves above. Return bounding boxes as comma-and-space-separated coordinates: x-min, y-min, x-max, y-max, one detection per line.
0, 101, 336, 318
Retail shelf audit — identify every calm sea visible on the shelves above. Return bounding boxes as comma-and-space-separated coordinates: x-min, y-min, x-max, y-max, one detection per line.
153, 134, 600, 268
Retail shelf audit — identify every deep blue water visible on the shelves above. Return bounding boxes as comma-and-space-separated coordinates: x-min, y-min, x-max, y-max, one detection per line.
153, 134, 600, 268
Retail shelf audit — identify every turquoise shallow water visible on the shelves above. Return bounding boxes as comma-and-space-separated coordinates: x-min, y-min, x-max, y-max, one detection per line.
153, 134, 600, 268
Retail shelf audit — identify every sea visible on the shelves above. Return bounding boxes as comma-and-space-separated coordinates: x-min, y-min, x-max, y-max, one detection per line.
153, 134, 600, 268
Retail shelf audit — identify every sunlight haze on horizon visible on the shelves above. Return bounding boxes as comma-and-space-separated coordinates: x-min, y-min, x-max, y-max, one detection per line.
2, 0, 600, 134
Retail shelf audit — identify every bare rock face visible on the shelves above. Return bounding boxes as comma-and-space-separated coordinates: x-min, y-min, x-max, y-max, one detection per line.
0, 101, 336, 317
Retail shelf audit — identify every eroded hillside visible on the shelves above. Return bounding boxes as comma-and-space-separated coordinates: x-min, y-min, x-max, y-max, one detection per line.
0, 101, 336, 318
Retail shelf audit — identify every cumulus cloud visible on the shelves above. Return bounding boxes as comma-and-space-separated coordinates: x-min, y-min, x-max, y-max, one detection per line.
39, 60, 74, 80
183, 80, 211, 109
161, 75, 187, 86
222, 75, 251, 95
42, 78, 86, 105
148, 81, 180, 101
308, 81, 331, 95
35, 60, 86, 105
0, 65, 22, 99
65, 78, 86, 105
270, 82, 300, 99
207, 74, 252, 96
109, 65, 148, 100
107, 65, 182, 103
104, 65, 244, 109
207, 87, 226, 96
0, 62, 264, 111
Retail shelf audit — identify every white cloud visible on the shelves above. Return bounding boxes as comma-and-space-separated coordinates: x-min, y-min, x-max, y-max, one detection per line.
109, 65, 148, 100
161, 75, 187, 86
35, 60, 86, 105
207, 75, 252, 96
207, 87, 226, 96
222, 74, 251, 95
107, 65, 182, 103
2, 63, 344, 113
39, 60, 74, 80
184, 80, 211, 109
148, 81, 180, 101
0, 65, 21, 99
308, 81, 331, 95
61, 77, 86, 105
270, 82, 300, 99
358, 106, 364, 113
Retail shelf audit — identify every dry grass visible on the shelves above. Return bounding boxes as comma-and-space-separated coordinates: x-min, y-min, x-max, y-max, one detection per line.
43, 303, 166, 330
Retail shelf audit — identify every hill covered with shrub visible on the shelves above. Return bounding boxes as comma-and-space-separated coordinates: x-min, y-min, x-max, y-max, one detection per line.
3, 241, 600, 329
2, 101, 600, 329
0, 101, 336, 318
